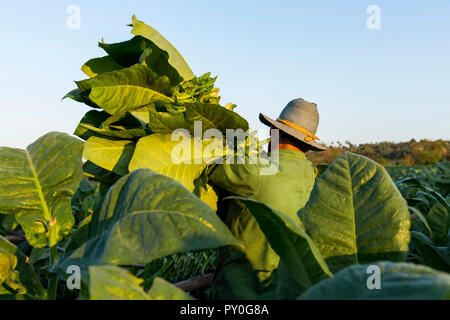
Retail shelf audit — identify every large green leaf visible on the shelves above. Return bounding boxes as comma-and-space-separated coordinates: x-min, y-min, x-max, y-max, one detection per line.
100, 35, 183, 85
0, 132, 84, 247
411, 231, 450, 272
184, 102, 249, 134
300, 152, 411, 273
76, 64, 173, 115
56, 169, 240, 271
129, 133, 226, 191
139, 46, 183, 87
89, 265, 192, 300
427, 201, 449, 246
131, 15, 194, 81
233, 198, 332, 294
99, 36, 151, 68
299, 262, 450, 300
83, 136, 136, 176
81, 56, 123, 78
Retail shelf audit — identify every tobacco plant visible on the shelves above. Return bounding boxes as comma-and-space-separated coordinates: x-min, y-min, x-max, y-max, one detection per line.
0, 16, 449, 300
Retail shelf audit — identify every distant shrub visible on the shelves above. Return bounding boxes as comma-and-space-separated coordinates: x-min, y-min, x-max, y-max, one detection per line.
307, 139, 449, 166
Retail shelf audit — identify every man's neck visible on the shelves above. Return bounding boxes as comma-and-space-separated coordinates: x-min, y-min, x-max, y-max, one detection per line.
276, 143, 303, 152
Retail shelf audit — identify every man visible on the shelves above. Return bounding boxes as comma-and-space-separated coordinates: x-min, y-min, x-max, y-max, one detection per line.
208, 98, 326, 300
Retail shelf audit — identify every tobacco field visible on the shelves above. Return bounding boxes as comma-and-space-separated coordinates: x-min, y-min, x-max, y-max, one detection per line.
0, 16, 449, 300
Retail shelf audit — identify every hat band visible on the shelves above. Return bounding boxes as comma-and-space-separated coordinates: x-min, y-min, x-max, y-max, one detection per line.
276, 118, 320, 142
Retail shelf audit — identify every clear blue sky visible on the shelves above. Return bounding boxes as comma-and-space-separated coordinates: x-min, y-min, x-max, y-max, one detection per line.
1, 0, 449, 148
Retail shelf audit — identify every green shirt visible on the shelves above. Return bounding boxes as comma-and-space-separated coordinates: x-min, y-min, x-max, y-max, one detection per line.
209, 149, 316, 299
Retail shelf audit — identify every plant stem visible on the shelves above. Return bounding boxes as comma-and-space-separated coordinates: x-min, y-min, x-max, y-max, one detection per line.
173, 271, 215, 292
47, 245, 58, 300
47, 221, 58, 300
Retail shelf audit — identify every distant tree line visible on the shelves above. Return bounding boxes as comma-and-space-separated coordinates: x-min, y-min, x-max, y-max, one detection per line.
307, 139, 449, 166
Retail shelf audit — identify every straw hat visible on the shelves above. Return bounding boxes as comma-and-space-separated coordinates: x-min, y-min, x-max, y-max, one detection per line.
259, 98, 326, 151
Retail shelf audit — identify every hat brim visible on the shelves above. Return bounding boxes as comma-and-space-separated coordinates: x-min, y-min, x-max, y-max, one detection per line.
259, 113, 327, 151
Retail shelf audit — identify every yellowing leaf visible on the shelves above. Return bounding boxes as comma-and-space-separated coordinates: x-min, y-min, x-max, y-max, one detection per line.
83, 137, 135, 176
0, 132, 84, 247
129, 133, 228, 191
131, 15, 194, 81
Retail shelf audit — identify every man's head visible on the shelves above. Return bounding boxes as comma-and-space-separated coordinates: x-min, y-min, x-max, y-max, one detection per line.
259, 98, 326, 152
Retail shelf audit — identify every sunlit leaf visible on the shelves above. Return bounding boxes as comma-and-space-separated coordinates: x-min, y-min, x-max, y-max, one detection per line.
299, 262, 450, 300
301, 152, 411, 273
56, 169, 240, 271
0, 132, 84, 247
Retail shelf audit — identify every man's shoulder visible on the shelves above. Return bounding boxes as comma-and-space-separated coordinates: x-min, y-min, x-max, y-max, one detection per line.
258, 149, 316, 179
